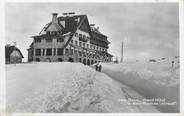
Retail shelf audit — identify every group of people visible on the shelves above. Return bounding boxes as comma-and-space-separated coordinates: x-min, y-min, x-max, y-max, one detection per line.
95, 63, 102, 72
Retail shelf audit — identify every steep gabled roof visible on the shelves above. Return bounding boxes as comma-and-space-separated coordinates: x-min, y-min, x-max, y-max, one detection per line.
59, 15, 93, 48
5, 45, 24, 58
40, 15, 92, 35
43, 22, 64, 33
57, 15, 92, 34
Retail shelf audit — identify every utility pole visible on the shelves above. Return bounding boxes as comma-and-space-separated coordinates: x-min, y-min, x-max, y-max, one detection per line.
120, 40, 124, 63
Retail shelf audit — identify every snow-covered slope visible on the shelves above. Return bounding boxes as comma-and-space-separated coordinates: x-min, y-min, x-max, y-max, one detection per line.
6, 62, 159, 113
101, 59, 180, 113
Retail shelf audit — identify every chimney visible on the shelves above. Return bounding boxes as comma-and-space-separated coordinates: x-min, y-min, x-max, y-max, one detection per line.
52, 13, 58, 24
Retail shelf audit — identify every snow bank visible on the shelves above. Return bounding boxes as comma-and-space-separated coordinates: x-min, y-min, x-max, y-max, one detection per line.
6, 62, 159, 113
102, 60, 180, 113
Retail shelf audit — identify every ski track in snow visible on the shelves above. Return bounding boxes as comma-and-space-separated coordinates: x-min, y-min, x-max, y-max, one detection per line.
6, 62, 160, 113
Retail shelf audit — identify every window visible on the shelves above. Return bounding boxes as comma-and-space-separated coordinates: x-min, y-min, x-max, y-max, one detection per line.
79, 34, 82, 41
32, 50, 34, 55
58, 58, 63, 62
70, 49, 73, 55
83, 43, 85, 47
51, 31, 57, 35
79, 42, 81, 47
79, 34, 82, 38
46, 38, 52, 42
74, 50, 77, 54
47, 31, 50, 35
79, 51, 82, 56
93, 54, 95, 58
75, 41, 78, 46
90, 45, 92, 49
42, 49, 45, 56
54, 48, 56, 56
36, 58, 40, 62
75, 33, 78, 37
65, 48, 68, 54
58, 31, 62, 34
83, 52, 86, 57
35, 39, 41, 43
35, 49, 41, 56
71, 40, 73, 44
57, 48, 63, 56
57, 38, 64, 42
46, 48, 52, 56
87, 44, 89, 48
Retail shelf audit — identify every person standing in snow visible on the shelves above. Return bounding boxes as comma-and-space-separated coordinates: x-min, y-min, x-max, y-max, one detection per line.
172, 60, 174, 68
95, 63, 99, 71
99, 64, 102, 72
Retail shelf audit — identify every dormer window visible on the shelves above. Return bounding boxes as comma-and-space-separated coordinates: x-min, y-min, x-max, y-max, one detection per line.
52, 31, 57, 35
71, 40, 73, 44
46, 38, 52, 42
35, 39, 41, 43
79, 34, 87, 42
47, 31, 50, 35
58, 31, 62, 34
57, 37, 64, 42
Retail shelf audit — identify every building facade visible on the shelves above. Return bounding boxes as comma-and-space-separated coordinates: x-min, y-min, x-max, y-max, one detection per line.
28, 13, 113, 65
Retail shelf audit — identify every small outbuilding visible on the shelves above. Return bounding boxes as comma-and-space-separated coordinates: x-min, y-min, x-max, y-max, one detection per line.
5, 45, 24, 64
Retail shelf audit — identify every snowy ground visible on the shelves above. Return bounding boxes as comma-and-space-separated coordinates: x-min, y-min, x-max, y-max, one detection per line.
101, 58, 180, 113
6, 62, 160, 113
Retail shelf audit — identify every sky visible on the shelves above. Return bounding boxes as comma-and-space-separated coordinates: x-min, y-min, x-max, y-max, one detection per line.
5, 3, 179, 62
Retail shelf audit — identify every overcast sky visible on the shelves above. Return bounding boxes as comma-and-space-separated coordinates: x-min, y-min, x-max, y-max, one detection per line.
5, 3, 179, 62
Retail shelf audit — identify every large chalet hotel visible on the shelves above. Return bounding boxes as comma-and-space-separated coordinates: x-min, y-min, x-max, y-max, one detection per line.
28, 13, 113, 65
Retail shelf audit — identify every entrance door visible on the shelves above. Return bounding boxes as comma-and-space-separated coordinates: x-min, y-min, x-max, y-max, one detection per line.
68, 57, 74, 62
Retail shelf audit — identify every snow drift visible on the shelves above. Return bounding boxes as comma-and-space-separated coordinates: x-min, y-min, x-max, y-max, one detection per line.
101, 59, 180, 113
6, 62, 159, 113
